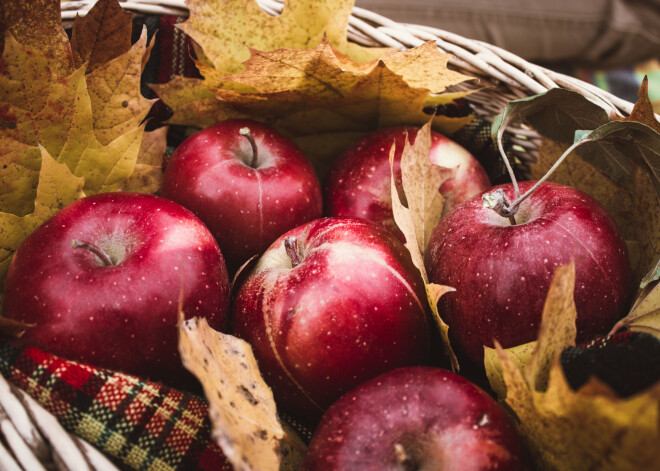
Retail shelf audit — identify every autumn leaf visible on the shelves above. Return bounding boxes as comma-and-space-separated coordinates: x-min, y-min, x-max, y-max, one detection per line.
152, 0, 390, 133
154, 39, 473, 177
0, 0, 73, 75
69, 0, 133, 72
178, 317, 306, 471
85, 28, 156, 146
121, 126, 167, 194
153, 5, 474, 173
613, 76, 660, 134
0, 138, 42, 216
389, 120, 458, 369
0, 0, 163, 295
0, 148, 86, 303
178, 0, 387, 75
485, 263, 660, 471
611, 280, 660, 338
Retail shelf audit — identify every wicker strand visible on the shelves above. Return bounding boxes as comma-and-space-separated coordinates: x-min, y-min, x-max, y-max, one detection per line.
0, 374, 120, 471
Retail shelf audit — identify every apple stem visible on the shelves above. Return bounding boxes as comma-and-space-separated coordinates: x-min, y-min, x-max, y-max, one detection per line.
393, 443, 417, 471
284, 236, 303, 268
72, 240, 114, 266
239, 127, 259, 168
482, 189, 517, 225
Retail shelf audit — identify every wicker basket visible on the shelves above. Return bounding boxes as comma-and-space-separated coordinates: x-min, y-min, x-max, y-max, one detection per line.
1, 0, 644, 469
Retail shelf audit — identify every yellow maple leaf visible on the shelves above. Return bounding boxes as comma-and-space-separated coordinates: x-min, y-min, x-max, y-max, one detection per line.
178, 0, 387, 75
153, 3, 474, 169
122, 126, 168, 194
155, 40, 473, 177
0, 147, 86, 306
485, 263, 660, 470
0, 0, 164, 296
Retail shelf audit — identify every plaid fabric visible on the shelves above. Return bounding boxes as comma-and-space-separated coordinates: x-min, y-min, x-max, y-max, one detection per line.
0, 339, 231, 471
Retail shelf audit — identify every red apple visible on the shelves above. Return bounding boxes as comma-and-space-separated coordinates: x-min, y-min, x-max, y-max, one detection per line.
302, 366, 531, 471
324, 126, 491, 236
3, 192, 230, 385
424, 181, 631, 365
231, 217, 431, 422
161, 119, 323, 273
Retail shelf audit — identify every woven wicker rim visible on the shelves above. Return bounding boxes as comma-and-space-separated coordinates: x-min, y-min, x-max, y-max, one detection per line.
61, 0, 648, 166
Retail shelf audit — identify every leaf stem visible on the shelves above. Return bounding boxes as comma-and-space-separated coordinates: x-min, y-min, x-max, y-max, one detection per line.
486, 138, 586, 219
497, 123, 520, 199
507, 139, 585, 213
239, 127, 259, 168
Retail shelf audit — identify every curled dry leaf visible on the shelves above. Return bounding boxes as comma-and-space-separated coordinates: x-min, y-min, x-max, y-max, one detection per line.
388, 120, 458, 369
178, 317, 305, 471
485, 263, 660, 470
613, 76, 660, 134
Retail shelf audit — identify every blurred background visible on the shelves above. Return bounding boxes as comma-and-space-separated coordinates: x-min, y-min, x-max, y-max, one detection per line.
356, 0, 660, 110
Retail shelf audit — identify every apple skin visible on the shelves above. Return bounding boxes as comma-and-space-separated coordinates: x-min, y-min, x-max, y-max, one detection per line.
302, 366, 531, 471
161, 119, 323, 273
424, 181, 631, 365
231, 217, 431, 422
324, 126, 491, 236
3, 192, 230, 385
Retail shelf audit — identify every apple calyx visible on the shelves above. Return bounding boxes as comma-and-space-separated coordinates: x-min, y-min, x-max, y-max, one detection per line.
393, 442, 418, 471
482, 189, 518, 225
71, 239, 115, 266
239, 127, 259, 168
284, 236, 303, 268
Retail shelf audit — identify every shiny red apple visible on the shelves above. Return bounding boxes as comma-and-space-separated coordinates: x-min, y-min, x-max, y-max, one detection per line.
3, 192, 230, 385
324, 126, 490, 236
424, 181, 631, 365
231, 217, 431, 422
302, 366, 531, 471
161, 119, 323, 273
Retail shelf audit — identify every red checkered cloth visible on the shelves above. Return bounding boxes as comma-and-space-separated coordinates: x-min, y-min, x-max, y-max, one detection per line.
0, 338, 231, 471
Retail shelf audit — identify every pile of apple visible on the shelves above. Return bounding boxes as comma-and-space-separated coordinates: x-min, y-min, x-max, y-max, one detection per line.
2, 117, 631, 470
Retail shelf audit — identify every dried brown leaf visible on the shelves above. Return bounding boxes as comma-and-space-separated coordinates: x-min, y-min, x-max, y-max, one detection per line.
70, 0, 133, 72
389, 120, 458, 369
613, 77, 660, 134
178, 317, 305, 471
